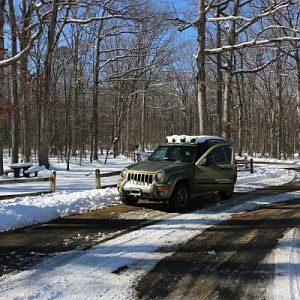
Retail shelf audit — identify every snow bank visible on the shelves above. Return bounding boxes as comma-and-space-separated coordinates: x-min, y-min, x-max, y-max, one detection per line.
0, 189, 120, 232
235, 167, 296, 192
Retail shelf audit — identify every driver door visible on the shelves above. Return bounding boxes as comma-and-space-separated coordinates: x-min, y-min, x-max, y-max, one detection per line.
194, 144, 234, 192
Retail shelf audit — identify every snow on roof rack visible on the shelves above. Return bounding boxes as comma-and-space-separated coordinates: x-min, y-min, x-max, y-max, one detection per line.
166, 135, 225, 144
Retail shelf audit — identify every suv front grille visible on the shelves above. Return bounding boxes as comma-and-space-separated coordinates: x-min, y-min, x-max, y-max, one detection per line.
128, 172, 154, 185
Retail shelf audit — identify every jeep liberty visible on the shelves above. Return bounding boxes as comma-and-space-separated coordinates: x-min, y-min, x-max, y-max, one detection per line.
117, 135, 236, 212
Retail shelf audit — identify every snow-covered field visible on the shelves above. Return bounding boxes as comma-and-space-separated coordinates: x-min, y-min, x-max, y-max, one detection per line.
0, 155, 299, 299
251, 157, 300, 165
0, 155, 131, 195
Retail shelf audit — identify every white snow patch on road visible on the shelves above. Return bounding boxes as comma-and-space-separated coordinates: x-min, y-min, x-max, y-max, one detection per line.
0, 191, 300, 299
267, 227, 300, 300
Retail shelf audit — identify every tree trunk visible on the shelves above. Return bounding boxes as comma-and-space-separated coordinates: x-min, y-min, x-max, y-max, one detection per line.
39, 1, 58, 168
20, 0, 31, 162
0, 0, 5, 175
216, 9, 223, 136
196, 0, 209, 134
92, 32, 102, 161
275, 56, 283, 159
222, 0, 239, 140
39, 0, 58, 169
295, 50, 300, 156
222, 70, 232, 139
141, 42, 147, 151
141, 91, 146, 151
236, 73, 244, 156
8, 0, 19, 163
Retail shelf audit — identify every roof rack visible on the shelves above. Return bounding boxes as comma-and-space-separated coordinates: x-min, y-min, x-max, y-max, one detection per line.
166, 135, 225, 144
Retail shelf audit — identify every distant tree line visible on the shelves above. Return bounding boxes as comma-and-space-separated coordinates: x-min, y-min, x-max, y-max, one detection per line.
0, 0, 300, 173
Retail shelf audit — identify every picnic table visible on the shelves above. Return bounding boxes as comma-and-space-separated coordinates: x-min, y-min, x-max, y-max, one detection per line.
9, 163, 33, 178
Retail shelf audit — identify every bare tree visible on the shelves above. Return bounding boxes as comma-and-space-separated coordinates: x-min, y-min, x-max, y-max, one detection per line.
0, 1, 46, 68
20, 0, 32, 162
8, 0, 19, 163
0, 0, 5, 174
196, 0, 210, 134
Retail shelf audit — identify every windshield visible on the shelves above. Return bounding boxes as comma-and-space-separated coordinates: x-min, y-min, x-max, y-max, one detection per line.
149, 145, 196, 162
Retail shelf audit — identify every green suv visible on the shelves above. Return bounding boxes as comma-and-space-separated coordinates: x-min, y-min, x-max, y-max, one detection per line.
117, 135, 236, 212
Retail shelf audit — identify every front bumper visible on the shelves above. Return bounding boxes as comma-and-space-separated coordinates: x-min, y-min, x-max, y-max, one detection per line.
118, 180, 171, 200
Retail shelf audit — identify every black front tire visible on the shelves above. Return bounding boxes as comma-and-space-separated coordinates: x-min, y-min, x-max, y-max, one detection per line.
218, 189, 234, 200
168, 183, 190, 212
120, 195, 139, 206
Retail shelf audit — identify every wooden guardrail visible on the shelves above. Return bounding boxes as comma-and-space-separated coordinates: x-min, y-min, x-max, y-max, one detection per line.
236, 158, 254, 174
0, 169, 121, 200
95, 169, 120, 189
0, 171, 56, 200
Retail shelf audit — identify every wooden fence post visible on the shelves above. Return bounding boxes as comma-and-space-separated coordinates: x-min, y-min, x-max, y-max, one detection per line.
250, 159, 254, 174
50, 171, 56, 193
95, 169, 101, 189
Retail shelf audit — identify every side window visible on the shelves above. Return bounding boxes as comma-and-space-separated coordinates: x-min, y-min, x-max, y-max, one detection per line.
223, 145, 232, 163
205, 153, 214, 165
195, 144, 208, 161
211, 146, 226, 164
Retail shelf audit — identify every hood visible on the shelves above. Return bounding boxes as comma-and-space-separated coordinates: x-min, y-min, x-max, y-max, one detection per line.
126, 160, 193, 173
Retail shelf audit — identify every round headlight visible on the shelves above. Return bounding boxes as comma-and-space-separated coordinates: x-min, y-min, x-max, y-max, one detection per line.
121, 169, 128, 179
155, 171, 165, 182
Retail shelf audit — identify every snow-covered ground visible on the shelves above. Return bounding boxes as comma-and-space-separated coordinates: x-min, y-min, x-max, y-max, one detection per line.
0, 155, 299, 299
235, 167, 296, 192
0, 189, 120, 232
237, 156, 300, 169
251, 157, 300, 165
0, 155, 132, 195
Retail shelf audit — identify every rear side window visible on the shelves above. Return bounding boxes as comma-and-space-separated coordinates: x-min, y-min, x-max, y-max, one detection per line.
223, 145, 232, 163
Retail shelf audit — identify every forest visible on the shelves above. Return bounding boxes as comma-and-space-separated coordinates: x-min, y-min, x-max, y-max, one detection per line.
0, 0, 300, 173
